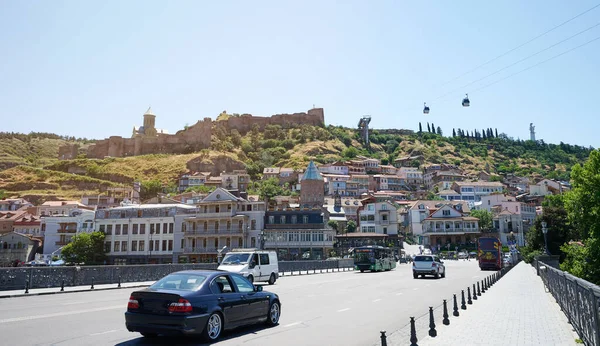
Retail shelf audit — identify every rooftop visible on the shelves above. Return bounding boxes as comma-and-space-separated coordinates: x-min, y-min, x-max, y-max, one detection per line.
302, 161, 323, 181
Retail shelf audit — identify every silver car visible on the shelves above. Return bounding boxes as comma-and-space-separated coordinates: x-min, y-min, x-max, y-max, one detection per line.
413, 255, 446, 279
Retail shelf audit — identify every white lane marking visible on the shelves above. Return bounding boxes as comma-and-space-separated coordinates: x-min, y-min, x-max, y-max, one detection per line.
337, 308, 351, 312
284, 322, 302, 327
63, 301, 85, 305
90, 330, 117, 336
372, 299, 381, 303
413, 288, 419, 291
396, 292, 403, 296
0, 305, 123, 324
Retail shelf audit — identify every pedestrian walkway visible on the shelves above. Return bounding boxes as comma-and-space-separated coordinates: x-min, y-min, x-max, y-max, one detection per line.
0, 280, 156, 299
418, 262, 579, 346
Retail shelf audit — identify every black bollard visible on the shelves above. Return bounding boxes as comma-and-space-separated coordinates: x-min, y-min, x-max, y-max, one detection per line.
481, 279, 486, 293
428, 306, 437, 337
442, 299, 450, 325
467, 287, 473, 305
118, 276, 121, 288
477, 281, 481, 296
461, 290, 467, 310
453, 294, 460, 317
380, 330, 387, 346
410, 317, 418, 346
91, 277, 95, 290
472, 283, 478, 300
60, 280, 65, 292
25, 280, 30, 294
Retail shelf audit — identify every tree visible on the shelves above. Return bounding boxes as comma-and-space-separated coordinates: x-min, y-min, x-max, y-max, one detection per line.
470, 209, 493, 232
248, 178, 287, 201
0, 189, 5, 199
346, 220, 357, 233
328, 220, 339, 234
60, 232, 106, 265
436, 127, 443, 136
419, 122, 423, 133
452, 128, 456, 137
526, 195, 572, 260
140, 179, 163, 200
495, 128, 499, 138
427, 123, 431, 133
431, 123, 436, 133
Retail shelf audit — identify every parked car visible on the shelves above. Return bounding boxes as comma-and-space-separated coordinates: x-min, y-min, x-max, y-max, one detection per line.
458, 252, 468, 259
218, 249, 279, 284
413, 255, 446, 279
125, 270, 281, 342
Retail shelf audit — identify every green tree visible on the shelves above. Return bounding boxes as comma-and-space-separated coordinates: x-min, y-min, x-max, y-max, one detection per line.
419, 122, 423, 133
140, 179, 163, 200
60, 232, 106, 265
436, 126, 443, 136
452, 128, 456, 137
526, 196, 571, 260
342, 146, 358, 159
327, 220, 339, 234
248, 178, 286, 201
346, 220, 357, 233
470, 209, 493, 232
0, 189, 5, 199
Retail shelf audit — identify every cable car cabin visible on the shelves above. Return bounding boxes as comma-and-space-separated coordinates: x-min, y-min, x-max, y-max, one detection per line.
353, 246, 397, 272
423, 102, 430, 114
462, 94, 470, 107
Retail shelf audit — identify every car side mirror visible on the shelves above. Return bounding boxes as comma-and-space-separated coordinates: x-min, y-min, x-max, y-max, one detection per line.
254, 285, 263, 292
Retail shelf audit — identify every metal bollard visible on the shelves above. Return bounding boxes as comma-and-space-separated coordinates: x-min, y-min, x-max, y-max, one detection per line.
467, 287, 472, 305
410, 317, 418, 346
60, 280, 65, 292
461, 290, 467, 310
453, 294, 460, 317
118, 276, 121, 288
91, 277, 95, 290
472, 283, 478, 300
25, 280, 30, 294
380, 330, 387, 346
481, 279, 486, 293
477, 281, 482, 295
442, 299, 450, 325
428, 306, 437, 337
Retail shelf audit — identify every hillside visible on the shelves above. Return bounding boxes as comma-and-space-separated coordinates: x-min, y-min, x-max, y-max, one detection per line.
0, 124, 593, 201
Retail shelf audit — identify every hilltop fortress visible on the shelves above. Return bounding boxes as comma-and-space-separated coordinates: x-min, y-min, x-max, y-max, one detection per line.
58, 107, 325, 160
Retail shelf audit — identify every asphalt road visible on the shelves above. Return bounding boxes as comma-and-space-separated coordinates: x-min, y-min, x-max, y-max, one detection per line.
0, 260, 483, 346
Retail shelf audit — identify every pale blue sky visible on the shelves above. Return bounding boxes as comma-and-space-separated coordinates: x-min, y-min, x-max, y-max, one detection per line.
1, 0, 599, 147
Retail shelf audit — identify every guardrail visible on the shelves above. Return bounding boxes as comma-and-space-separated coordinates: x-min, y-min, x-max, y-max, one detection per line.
0, 259, 355, 292
377, 262, 516, 345
537, 261, 600, 346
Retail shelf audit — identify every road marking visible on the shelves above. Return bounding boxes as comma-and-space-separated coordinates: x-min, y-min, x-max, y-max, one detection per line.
90, 330, 117, 336
472, 275, 480, 279
396, 292, 403, 296
284, 322, 302, 327
0, 305, 123, 324
337, 308, 351, 312
413, 288, 419, 291
63, 301, 85, 305
372, 299, 381, 303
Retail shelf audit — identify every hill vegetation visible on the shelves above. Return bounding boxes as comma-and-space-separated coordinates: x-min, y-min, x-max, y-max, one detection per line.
0, 123, 593, 201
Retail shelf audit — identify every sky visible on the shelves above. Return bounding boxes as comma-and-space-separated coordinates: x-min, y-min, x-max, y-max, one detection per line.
1, 0, 599, 147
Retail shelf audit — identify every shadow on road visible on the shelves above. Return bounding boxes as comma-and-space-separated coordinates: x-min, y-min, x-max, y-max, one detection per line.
115, 324, 273, 346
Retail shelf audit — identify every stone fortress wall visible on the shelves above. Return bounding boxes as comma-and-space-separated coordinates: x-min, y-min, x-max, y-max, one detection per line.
58, 108, 326, 160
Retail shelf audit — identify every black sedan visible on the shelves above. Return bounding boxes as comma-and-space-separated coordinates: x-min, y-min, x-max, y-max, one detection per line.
125, 270, 281, 342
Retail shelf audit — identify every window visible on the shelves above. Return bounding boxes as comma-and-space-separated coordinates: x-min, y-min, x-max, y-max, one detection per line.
231, 275, 254, 293
122, 224, 128, 235
155, 223, 161, 234
238, 220, 243, 230
382, 214, 388, 221
114, 242, 120, 252
280, 216, 286, 224
181, 239, 184, 249
121, 241, 127, 252
169, 223, 174, 233
215, 206, 220, 213
214, 238, 218, 248
211, 276, 234, 294
104, 242, 111, 252
140, 224, 146, 234
259, 254, 270, 265
291, 215, 297, 224
381, 204, 387, 210
149, 241, 154, 251
132, 224, 138, 234
163, 223, 168, 234
303, 215, 309, 224
215, 221, 220, 230
204, 221, 208, 230
115, 224, 121, 235
99, 225, 106, 233
107, 225, 113, 234
131, 241, 138, 251
251, 220, 256, 230
139, 240, 145, 251
227, 221, 231, 230
150, 224, 155, 234
268, 216, 274, 224
383, 227, 388, 234
443, 210, 451, 216
168, 240, 173, 251
151, 273, 207, 291
162, 240, 167, 252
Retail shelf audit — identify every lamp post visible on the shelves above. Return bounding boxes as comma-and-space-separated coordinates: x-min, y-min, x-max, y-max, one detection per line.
149, 229, 154, 264
541, 221, 549, 255
259, 231, 265, 250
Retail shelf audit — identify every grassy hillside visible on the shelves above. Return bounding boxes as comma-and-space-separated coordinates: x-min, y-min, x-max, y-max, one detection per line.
0, 125, 592, 201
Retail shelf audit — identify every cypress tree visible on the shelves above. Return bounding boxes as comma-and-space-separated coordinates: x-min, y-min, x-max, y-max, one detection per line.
495, 128, 499, 138
427, 123, 431, 133
452, 128, 456, 137
419, 122, 423, 133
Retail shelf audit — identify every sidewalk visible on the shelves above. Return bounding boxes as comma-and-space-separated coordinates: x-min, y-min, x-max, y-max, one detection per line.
0, 281, 156, 299
418, 262, 579, 346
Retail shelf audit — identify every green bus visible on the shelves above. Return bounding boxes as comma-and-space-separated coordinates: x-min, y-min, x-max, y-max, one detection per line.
353, 246, 397, 272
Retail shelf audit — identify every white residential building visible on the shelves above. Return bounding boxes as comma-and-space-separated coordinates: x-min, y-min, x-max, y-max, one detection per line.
406, 200, 471, 245
358, 201, 399, 235
42, 209, 96, 257
37, 201, 91, 217
451, 181, 504, 202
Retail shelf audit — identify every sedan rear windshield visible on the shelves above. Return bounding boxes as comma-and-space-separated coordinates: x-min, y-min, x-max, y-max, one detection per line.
414, 256, 433, 262
150, 273, 207, 291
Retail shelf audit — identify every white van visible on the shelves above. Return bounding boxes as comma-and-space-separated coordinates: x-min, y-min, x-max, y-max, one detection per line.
218, 249, 279, 285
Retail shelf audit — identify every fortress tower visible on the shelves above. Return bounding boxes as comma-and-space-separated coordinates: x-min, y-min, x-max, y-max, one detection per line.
142, 107, 157, 137
300, 161, 325, 208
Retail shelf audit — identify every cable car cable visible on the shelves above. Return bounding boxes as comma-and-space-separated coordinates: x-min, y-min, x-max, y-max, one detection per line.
432, 21, 600, 102
436, 3, 600, 88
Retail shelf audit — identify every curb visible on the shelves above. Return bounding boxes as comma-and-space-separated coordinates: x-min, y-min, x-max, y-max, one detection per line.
0, 284, 152, 299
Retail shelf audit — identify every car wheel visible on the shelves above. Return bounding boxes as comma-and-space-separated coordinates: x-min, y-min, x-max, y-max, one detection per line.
202, 312, 223, 342
140, 333, 158, 338
360, 269, 365, 273
441, 270, 446, 278
247, 275, 254, 284
266, 301, 281, 326
435, 271, 440, 279
268, 273, 276, 285
413, 272, 418, 279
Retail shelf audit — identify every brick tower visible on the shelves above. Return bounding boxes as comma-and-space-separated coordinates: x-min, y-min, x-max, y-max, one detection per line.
300, 161, 324, 208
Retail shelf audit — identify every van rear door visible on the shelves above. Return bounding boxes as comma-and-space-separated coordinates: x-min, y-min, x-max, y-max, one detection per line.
258, 253, 271, 280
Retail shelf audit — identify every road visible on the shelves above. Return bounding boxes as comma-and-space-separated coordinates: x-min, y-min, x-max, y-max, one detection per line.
0, 260, 483, 346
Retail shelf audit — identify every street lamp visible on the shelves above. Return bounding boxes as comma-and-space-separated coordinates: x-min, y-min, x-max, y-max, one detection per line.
217, 246, 228, 264
259, 231, 265, 250
541, 221, 549, 255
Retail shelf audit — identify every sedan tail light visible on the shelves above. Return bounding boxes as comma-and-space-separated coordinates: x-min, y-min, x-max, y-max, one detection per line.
127, 296, 139, 309
169, 298, 193, 313
431, 263, 437, 268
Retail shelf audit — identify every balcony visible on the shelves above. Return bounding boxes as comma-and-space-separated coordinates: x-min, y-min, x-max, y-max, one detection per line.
190, 211, 237, 218
264, 223, 326, 230
423, 228, 480, 234
185, 229, 245, 236
57, 227, 77, 234
183, 247, 238, 254
263, 240, 334, 247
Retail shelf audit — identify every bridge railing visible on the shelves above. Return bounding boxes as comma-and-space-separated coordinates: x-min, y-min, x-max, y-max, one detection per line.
538, 261, 600, 346
0, 259, 355, 291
